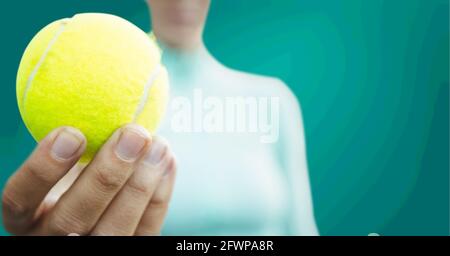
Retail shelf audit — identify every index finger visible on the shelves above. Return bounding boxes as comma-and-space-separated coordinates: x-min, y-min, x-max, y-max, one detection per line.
2, 127, 85, 234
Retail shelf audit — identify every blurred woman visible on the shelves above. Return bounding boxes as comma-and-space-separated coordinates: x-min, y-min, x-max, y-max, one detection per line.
148, 0, 318, 235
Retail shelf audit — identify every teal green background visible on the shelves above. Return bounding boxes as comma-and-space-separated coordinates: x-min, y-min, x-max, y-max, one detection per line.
0, 0, 448, 235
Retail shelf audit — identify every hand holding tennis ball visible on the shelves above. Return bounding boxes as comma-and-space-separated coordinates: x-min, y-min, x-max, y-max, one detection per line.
17, 13, 169, 161
3, 13, 176, 236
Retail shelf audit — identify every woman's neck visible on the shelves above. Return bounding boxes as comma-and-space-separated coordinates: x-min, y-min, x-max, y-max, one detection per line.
158, 41, 218, 87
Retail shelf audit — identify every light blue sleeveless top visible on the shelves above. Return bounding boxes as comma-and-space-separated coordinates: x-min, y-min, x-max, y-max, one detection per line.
157, 45, 317, 235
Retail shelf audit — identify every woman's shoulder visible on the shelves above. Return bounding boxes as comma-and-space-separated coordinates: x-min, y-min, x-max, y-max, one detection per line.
219, 67, 295, 96
228, 68, 300, 107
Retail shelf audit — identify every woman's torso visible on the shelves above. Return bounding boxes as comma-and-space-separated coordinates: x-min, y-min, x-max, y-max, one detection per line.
158, 52, 291, 235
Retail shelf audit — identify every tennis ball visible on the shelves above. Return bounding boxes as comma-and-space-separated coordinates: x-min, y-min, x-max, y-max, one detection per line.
16, 13, 169, 162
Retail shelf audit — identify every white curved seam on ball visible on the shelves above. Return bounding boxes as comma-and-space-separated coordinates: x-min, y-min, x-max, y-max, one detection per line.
132, 64, 161, 122
22, 20, 68, 110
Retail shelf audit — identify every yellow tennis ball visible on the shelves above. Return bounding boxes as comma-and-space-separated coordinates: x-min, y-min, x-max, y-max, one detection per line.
16, 13, 169, 162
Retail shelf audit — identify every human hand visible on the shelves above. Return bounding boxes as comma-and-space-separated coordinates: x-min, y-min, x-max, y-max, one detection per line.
2, 124, 176, 236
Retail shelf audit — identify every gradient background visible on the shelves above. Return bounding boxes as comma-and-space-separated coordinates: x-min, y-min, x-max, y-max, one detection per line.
0, 0, 448, 235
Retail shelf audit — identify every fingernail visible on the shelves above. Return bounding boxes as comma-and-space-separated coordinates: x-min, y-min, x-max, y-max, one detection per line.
51, 128, 84, 161
144, 141, 165, 165
115, 125, 149, 161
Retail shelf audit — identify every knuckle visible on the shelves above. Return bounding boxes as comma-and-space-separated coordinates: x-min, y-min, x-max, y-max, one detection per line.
127, 177, 153, 195
48, 212, 89, 235
148, 199, 170, 212
2, 187, 29, 219
93, 164, 128, 193
26, 160, 57, 185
